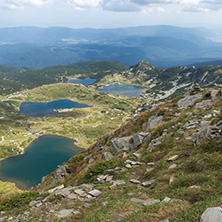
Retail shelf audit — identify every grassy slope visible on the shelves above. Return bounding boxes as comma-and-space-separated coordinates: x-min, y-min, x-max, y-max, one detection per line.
31, 86, 222, 221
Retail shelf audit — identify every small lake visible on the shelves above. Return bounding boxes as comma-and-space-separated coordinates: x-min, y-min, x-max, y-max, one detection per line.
98, 85, 147, 97
0, 135, 83, 190
67, 78, 96, 85
19, 99, 90, 117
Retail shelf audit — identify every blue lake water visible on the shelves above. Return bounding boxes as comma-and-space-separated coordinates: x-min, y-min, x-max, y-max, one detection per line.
67, 78, 96, 85
98, 85, 147, 97
0, 135, 83, 190
18, 99, 90, 117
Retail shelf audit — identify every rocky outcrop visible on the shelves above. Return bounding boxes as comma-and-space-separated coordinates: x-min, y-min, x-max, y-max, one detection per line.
142, 115, 163, 132
52, 165, 71, 186
195, 100, 212, 109
178, 94, 202, 109
110, 136, 132, 155
200, 207, 222, 222
133, 132, 150, 148
192, 120, 222, 145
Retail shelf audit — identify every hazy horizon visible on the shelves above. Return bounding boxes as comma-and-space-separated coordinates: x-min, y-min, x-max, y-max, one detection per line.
0, 0, 222, 29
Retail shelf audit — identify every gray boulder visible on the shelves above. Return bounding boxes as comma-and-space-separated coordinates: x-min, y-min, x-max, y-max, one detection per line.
196, 100, 212, 109
143, 198, 160, 206
142, 115, 163, 132
200, 207, 222, 222
56, 209, 73, 218
110, 136, 132, 155
178, 94, 202, 109
133, 132, 150, 148
101, 152, 113, 161
211, 89, 219, 101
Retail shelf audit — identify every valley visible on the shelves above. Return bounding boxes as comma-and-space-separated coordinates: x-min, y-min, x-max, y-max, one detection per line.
0, 60, 222, 221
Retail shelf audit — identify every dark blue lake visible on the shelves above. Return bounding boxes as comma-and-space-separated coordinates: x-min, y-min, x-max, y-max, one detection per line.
98, 85, 147, 97
19, 99, 89, 117
67, 78, 96, 85
0, 135, 83, 190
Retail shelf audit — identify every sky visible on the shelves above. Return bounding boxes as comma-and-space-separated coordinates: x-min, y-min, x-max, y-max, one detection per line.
0, 0, 222, 29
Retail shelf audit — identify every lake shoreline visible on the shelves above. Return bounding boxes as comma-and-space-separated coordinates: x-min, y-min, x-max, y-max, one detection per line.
0, 134, 83, 190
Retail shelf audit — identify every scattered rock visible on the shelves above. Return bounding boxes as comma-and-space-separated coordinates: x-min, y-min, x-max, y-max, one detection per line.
83, 203, 92, 208
169, 164, 177, 169
130, 179, 141, 184
125, 164, 132, 169
146, 167, 155, 173
88, 189, 102, 197
189, 185, 201, 189
130, 198, 145, 204
67, 193, 78, 200
142, 179, 155, 187
200, 207, 222, 222
147, 162, 155, 166
56, 209, 74, 218
114, 215, 126, 221
47, 184, 64, 194
162, 197, 171, 203
147, 139, 162, 151
160, 219, 169, 222
74, 189, 86, 196
133, 152, 141, 158
110, 180, 126, 189
143, 198, 160, 206
167, 155, 179, 162
29, 200, 38, 207
106, 175, 113, 182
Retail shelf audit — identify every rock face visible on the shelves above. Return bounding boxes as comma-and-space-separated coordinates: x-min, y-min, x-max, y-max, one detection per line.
178, 94, 202, 109
200, 207, 222, 222
52, 165, 71, 186
142, 115, 163, 132
110, 136, 132, 155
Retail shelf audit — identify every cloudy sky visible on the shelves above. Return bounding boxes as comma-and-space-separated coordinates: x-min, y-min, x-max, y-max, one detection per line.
0, 0, 222, 28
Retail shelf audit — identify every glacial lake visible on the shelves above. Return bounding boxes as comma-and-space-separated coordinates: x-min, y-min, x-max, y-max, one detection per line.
98, 84, 147, 97
0, 135, 83, 190
67, 78, 96, 85
19, 99, 90, 117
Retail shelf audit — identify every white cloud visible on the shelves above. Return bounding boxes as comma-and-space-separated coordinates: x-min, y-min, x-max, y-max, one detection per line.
0, 0, 221, 12
66, 0, 103, 10
0, 0, 53, 8
102, 0, 141, 11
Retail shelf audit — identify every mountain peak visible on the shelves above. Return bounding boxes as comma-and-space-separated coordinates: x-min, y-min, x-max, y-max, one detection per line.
131, 60, 154, 72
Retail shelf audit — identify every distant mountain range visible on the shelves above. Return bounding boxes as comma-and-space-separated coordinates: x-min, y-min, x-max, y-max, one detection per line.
1, 25, 222, 69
